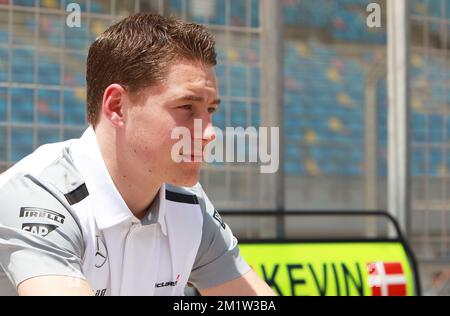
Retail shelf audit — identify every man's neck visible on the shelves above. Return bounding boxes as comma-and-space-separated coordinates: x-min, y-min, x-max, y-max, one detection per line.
95, 128, 161, 220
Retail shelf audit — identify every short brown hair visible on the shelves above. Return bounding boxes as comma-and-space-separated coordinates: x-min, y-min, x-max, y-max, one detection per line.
86, 13, 217, 125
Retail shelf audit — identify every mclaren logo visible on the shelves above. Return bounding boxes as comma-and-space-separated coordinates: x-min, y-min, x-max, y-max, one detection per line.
155, 275, 180, 288
95, 235, 108, 268
22, 223, 57, 237
20, 207, 65, 224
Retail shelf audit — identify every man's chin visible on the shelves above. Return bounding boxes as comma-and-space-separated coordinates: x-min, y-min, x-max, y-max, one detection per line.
180, 178, 199, 187
167, 170, 200, 188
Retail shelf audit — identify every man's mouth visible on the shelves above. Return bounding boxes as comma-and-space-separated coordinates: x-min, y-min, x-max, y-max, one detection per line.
180, 153, 203, 161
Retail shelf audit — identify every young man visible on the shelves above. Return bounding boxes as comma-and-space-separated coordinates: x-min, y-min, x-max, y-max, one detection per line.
0, 13, 275, 296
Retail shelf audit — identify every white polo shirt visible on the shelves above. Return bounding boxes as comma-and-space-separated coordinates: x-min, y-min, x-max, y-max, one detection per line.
0, 127, 250, 296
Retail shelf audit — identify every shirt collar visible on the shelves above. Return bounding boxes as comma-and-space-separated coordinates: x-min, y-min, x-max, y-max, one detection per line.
71, 126, 167, 235
148, 187, 167, 236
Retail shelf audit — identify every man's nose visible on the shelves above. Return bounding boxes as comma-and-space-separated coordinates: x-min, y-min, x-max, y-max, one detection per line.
202, 120, 216, 145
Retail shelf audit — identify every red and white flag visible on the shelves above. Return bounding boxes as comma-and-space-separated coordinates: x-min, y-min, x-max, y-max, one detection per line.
367, 262, 407, 296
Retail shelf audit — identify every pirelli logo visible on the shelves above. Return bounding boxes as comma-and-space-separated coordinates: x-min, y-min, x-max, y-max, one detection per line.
20, 207, 65, 224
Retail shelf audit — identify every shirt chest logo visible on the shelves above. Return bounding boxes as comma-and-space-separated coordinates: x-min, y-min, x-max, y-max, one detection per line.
95, 235, 108, 268
19, 207, 65, 224
21, 223, 57, 237
155, 274, 180, 288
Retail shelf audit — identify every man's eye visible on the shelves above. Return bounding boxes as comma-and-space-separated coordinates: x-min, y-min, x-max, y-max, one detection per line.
179, 105, 193, 111
208, 107, 218, 114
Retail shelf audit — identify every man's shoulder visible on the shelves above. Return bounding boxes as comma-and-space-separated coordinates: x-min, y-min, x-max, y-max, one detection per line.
1, 139, 85, 194
0, 140, 75, 189
0, 154, 86, 290
0, 156, 85, 256
0, 140, 86, 237
164, 183, 216, 217
0, 170, 82, 225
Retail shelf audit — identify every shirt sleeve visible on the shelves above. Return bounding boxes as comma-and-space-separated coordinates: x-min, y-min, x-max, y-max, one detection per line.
0, 175, 86, 290
188, 183, 251, 290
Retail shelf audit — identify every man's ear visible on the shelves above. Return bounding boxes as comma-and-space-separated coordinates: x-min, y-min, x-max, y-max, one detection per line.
101, 84, 126, 127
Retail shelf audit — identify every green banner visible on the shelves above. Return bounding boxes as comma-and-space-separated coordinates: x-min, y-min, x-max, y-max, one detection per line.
240, 242, 415, 296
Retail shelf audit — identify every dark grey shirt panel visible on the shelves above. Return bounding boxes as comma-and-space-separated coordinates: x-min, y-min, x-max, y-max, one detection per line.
167, 184, 251, 290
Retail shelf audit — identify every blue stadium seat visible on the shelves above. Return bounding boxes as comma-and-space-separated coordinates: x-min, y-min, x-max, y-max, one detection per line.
213, 109, 226, 130
11, 48, 34, 83
64, 23, 87, 49
251, 67, 260, 98
230, 101, 248, 127
11, 127, 34, 162
285, 161, 303, 175
0, 126, 6, 161
38, 16, 63, 47
229, 0, 252, 27
38, 89, 60, 124
11, 88, 34, 123
13, 0, 34, 6
411, 0, 450, 19
63, 90, 86, 125
0, 47, 8, 82
62, 52, 86, 87
0, 28, 8, 43
39, 0, 59, 9
63, 128, 84, 140
250, 102, 260, 126
215, 63, 227, 95
38, 55, 60, 85
230, 65, 249, 97
180, 0, 259, 27
38, 128, 60, 145
90, 0, 108, 13
0, 87, 6, 122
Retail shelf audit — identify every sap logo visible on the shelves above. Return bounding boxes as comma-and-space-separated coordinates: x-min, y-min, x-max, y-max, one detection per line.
66, 3, 81, 28
155, 275, 180, 288
20, 207, 65, 224
22, 223, 57, 237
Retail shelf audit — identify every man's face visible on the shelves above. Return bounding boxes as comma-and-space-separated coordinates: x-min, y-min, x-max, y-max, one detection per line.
122, 60, 219, 187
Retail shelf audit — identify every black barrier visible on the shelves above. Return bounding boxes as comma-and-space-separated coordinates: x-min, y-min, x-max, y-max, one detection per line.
219, 210, 422, 296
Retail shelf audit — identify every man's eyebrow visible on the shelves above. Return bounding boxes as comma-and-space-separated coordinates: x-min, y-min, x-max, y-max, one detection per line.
178, 95, 221, 105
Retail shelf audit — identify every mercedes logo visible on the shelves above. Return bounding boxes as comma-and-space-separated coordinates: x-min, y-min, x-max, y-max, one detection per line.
95, 235, 108, 268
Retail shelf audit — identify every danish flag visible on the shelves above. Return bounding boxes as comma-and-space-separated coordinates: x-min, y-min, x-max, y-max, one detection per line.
367, 262, 407, 296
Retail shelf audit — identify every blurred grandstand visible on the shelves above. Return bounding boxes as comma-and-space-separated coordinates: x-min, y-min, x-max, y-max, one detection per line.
1, 0, 450, 295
